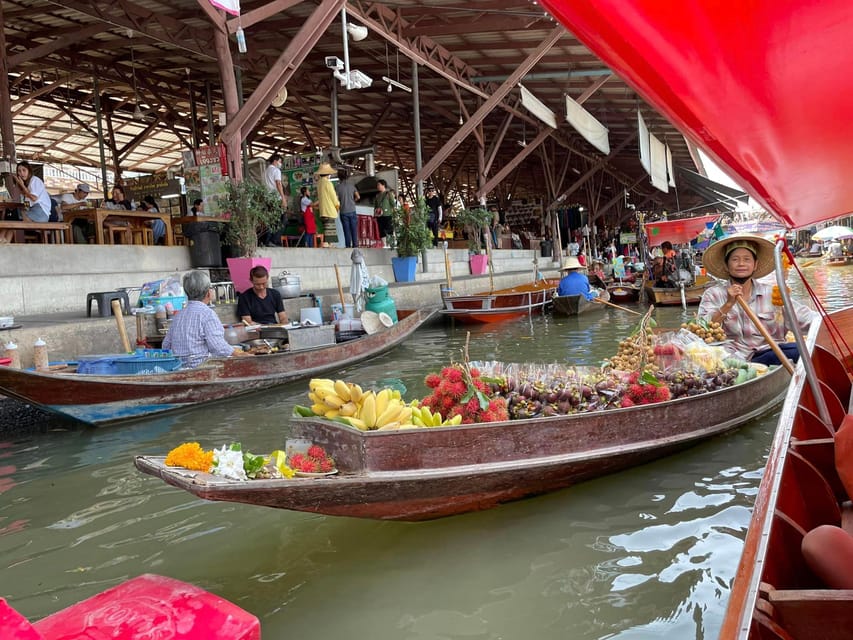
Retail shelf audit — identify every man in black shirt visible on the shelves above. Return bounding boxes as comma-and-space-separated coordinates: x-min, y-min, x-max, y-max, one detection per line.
237, 266, 287, 325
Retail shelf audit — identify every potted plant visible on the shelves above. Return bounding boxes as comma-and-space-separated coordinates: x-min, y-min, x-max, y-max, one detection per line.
221, 179, 283, 293
391, 197, 433, 282
456, 206, 494, 274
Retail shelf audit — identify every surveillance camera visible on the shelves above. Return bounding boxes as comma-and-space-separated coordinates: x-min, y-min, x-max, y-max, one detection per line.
325, 56, 344, 70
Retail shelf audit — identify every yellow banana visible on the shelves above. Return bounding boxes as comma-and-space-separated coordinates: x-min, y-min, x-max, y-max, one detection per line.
313, 385, 336, 400
325, 408, 340, 418
309, 378, 335, 391
359, 392, 376, 428
397, 406, 413, 425
375, 400, 403, 427
334, 380, 352, 402
390, 389, 402, 400
432, 410, 443, 426
377, 421, 400, 431
339, 401, 358, 417
374, 389, 391, 418
308, 391, 320, 403
310, 403, 328, 416
323, 394, 345, 409
412, 415, 427, 427
342, 416, 367, 430
446, 414, 463, 426
350, 384, 363, 404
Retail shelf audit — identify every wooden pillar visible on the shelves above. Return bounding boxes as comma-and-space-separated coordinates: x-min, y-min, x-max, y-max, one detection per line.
0, 0, 18, 196
212, 26, 242, 181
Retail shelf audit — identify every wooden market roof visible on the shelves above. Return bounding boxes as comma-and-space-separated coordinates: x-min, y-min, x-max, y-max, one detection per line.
1, 0, 732, 223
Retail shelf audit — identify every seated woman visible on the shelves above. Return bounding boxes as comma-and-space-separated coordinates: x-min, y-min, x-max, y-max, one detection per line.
0, 161, 51, 243
557, 257, 597, 299
163, 270, 247, 368
698, 233, 814, 365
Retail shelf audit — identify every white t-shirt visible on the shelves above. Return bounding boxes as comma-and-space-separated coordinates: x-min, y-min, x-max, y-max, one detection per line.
300, 195, 311, 213
25, 175, 52, 214
264, 164, 282, 194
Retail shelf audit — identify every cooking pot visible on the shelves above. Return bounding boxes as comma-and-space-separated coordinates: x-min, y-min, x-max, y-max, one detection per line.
272, 271, 301, 298
240, 338, 284, 350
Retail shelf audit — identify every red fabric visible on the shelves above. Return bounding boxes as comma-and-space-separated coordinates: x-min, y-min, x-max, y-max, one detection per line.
303, 205, 317, 233
0, 598, 44, 640
33, 574, 260, 640
644, 216, 719, 246
538, 0, 853, 230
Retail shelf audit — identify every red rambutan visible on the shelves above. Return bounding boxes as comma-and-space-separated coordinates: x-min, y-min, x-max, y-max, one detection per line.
621, 398, 635, 407
446, 367, 464, 383
425, 373, 441, 389
469, 367, 480, 378
307, 445, 325, 459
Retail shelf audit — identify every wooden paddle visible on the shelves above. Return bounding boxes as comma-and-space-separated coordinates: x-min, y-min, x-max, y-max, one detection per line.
592, 296, 643, 315
111, 299, 132, 353
333, 263, 346, 308
735, 295, 795, 374
443, 243, 452, 290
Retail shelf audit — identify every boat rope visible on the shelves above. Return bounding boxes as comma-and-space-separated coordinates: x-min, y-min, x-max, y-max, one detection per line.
782, 238, 853, 370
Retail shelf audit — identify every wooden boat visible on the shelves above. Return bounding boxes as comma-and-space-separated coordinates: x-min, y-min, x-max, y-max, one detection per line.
439, 281, 557, 323
606, 280, 642, 303
0, 308, 437, 426
532, 0, 853, 637
824, 255, 853, 267
135, 362, 789, 521
0, 573, 260, 639
552, 289, 610, 316
643, 275, 713, 306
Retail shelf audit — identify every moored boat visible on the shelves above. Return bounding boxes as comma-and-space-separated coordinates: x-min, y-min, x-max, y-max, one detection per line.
606, 280, 642, 303
552, 289, 610, 316
0, 308, 438, 426
135, 361, 788, 521
824, 255, 853, 267
439, 280, 557, 323
643, 275, 713, 306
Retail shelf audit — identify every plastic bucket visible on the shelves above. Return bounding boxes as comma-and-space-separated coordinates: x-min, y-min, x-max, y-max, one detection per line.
365, 285, 389, 303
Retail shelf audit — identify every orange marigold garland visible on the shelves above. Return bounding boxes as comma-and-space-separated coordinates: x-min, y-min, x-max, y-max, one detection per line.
165, 442, 214, 471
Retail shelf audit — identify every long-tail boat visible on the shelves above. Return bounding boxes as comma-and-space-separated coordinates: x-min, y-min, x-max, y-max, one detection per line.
0, 308, 437, 426
439, 280, 557, 324
135, 361, 790, 521
534, 0, 853, 637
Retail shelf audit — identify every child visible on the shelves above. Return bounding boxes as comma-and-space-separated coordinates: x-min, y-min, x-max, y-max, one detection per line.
300, 186, 317, 248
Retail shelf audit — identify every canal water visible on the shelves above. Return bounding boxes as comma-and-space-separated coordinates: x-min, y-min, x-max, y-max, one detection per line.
1, 265, 851, 639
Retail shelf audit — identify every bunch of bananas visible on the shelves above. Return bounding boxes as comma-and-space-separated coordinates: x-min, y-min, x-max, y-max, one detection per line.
410, 402, 463, 427
307, 379, 414, 431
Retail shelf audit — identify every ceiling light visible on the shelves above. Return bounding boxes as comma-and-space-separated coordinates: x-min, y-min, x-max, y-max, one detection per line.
382, 76, 411, 93
346, 23, 368, 42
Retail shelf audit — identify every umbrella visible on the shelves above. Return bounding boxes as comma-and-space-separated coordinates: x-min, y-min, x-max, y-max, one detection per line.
811, 225, 853, 241
349, 248, 371, 313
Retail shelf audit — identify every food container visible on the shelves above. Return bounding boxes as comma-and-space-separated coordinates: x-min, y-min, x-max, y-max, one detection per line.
240, 338, 284, 350
286, 324, 336, 351
258, 325, 290, 340
272, 271, 301, 298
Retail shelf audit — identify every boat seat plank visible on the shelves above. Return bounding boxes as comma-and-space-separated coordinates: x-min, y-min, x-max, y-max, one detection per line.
767, 590, 853, 640
799, 381, 847, 431
789, 438, 846, 501
792, 407, 835, 440
812, 345, 852, 408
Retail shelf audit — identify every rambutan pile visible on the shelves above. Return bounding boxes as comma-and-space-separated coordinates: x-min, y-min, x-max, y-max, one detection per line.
289, 444, 336, 473
421, 364, 509, 424
620, 372, 671, 407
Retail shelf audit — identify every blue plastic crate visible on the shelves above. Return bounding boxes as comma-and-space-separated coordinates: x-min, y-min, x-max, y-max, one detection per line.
76, 352, 181, 375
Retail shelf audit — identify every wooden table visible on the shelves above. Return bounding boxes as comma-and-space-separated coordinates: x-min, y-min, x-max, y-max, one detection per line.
0, 221, 69, 243
63, 208, 174, 246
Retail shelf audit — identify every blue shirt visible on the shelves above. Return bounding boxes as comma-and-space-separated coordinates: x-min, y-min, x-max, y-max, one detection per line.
557, 271, 593, 299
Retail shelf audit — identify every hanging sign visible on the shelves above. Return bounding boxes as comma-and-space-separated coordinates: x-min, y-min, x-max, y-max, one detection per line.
195, 144, 228, 216
208, 0, 240, 16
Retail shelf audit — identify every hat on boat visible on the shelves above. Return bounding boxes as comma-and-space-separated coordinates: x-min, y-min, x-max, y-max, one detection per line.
315, 163, 337, 176
361, 310, 382, 335
76, 183, 90, 193
560, 256, 583, 271
702, 233, 776, 279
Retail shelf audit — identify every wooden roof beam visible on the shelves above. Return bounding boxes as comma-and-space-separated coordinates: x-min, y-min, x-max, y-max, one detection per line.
477, 126, 552, 199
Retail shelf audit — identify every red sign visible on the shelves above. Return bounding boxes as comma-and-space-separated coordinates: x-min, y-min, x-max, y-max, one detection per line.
195, 144, 228, 176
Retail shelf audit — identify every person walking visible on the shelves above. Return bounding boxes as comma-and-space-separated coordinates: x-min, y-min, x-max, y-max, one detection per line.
315, 163, 339, 246
425, 186, 442, 247
261, 154, 286, 246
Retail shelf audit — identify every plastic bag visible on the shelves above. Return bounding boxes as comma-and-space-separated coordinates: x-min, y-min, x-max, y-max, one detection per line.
369, 275, 388, 287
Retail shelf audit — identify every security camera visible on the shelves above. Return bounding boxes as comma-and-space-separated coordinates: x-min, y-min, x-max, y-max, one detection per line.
325, 56, 344, 71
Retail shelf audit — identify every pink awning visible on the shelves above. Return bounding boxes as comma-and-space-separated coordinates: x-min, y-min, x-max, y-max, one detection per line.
645, 215, 719, 245
539, 0, 853, 230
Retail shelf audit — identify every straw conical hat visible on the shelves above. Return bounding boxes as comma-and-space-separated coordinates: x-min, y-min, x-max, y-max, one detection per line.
702, 233, 775, 279
560, 256, 582, 271
316, 163, 336, 176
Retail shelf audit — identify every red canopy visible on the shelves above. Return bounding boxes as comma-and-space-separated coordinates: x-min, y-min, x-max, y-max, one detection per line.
539, 0, 853, 230
645, 215, 718, 246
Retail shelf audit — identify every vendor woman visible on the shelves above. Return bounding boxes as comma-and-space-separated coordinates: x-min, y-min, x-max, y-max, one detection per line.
698, 233, 814, 364
237, 265, 287, 325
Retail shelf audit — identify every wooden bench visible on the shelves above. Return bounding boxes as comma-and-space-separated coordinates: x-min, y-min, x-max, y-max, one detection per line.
0, 221, 70, 243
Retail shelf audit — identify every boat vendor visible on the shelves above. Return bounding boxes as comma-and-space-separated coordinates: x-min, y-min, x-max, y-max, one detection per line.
698, 233, 814, 365
163, 271, 248, 368
557, 256, 598, 299
237, 265, 287, 325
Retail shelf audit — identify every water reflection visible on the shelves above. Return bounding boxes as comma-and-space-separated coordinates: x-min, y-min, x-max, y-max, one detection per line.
0, 265, 850, 638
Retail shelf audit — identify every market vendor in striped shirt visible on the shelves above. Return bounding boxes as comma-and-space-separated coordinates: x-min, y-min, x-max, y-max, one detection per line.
698, 233, 814, 365
163, 270, 248, 368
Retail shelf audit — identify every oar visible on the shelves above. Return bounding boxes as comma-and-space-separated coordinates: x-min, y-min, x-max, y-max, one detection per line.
734, 295, 796, 374
591, 296, 643, 315
333, 263, 346, 308
443, 242, 452, 290
111, 299, 132, 353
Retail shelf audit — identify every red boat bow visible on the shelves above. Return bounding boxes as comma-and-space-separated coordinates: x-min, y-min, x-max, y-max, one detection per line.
539, 0, 853, 229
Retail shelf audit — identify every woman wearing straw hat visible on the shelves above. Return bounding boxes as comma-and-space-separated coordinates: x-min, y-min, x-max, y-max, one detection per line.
315, 163, 339, 246
557, 256, 597, 300
698, 233, 813, 364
